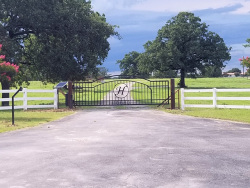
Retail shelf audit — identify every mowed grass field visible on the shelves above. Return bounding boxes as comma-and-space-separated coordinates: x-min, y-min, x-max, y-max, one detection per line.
0, 109, 75, 133
164, 77, 250, 124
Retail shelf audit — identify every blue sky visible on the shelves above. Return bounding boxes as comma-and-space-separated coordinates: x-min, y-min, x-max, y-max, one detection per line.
91, 0, 250, 74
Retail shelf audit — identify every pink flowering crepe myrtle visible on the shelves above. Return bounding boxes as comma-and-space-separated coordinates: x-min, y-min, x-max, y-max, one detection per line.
0, 44, 19, 83
239, 56, 250, 74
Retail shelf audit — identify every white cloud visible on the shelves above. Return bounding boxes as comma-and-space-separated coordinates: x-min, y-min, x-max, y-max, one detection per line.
230, 44, 250, 57
231, 1, 250, 14
131, 0, 237, 12
108, 71, 121, 75
108, 37, 123, 47
91, 0, 144, 12
91, 0, 250, 15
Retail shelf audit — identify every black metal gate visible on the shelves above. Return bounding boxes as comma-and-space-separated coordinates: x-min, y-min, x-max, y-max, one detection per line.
73, 78, 169, 106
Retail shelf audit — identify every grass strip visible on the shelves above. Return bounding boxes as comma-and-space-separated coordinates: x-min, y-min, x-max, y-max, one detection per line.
162, 107, 250, 124
0, 109, 75, 133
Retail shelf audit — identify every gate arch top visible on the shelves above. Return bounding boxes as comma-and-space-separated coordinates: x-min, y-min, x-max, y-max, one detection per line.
73, 78, 169, 106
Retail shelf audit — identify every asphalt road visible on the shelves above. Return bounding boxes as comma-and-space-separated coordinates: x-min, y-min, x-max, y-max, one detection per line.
1, 108, 250, 188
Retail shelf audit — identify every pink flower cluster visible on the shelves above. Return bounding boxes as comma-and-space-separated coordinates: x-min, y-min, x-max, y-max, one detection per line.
0, 72, 11, 81
0, 44, 19, 82
0, 61, 19, 73
239, 56, 249, 61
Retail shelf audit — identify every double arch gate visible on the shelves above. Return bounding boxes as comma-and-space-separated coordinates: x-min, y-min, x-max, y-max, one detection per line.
72, 78, 169, 106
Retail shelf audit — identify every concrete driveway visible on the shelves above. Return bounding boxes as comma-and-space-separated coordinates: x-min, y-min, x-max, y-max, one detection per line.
1, 108, 250, 188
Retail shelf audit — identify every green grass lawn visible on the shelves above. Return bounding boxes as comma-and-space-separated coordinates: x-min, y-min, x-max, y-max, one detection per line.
182, 77, 250, 89
0, 109, 75, 133
164, 77, 250, 124
163, 108, 250, 124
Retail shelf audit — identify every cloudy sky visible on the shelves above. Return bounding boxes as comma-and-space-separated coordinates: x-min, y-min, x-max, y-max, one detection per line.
91, 0, 250, 74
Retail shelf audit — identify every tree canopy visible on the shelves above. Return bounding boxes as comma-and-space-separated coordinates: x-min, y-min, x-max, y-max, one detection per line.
244, 38, 250, 48
0, 0, 118, 82
200, 66, 222, 78
117, 51, 141, 76
138, 12, 231, 87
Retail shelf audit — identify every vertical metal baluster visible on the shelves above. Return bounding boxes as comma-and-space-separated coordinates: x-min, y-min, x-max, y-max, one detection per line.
94, 83, 96, 106
74, 82, 76, 106
89, 83, 93, 106
78, 82, 79, 106
166, 81, 167, 103
78, 82, 80, 106
83, 82, 85, 106
87, 82, 89, 106
144, 82, 146, 105
147, 81, 150, 104
161, 81, 163, 104
84, 82, 86, 106
152, 81, 154, 104
109, 81, 110, 106
100, 84, 104, 106
82, 82, 84, 106
162, 81, 164, 104
137, 82, 139, 104
76, 82, 77, 106
98, 83, 100, 106
168, 81, 170, 104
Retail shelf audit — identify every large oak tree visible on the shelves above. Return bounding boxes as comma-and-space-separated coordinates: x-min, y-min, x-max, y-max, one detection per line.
138, 12, 231, 87
0, 0, 118, 83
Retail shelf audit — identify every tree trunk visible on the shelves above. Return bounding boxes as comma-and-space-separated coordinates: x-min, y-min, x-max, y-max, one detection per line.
180, 68, 186, 88
1, 81, 10, 106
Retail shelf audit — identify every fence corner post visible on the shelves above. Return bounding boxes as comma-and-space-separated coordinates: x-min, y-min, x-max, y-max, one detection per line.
68, 81, 73, 109
54, 89, 58, 109
23, 88, 28, 110
213, 88, 217, 108
181, 88, 185, 110
170, 79, 175, 109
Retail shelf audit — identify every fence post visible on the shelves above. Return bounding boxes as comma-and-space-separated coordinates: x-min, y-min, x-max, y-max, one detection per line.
213, 88, 217, 108
23, 88, 28, 110
68, 81, 73, 109
54, 89, 58, 109
170, 79, 175, 109
12, 87, 23, 125
181, 88, 185, 110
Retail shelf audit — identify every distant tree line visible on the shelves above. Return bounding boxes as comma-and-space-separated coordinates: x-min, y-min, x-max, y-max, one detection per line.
223, 68, 241, 77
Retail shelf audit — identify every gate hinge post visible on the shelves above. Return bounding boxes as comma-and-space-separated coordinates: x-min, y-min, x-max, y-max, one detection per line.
171, 79, 175, 109
68, 81, 73, 109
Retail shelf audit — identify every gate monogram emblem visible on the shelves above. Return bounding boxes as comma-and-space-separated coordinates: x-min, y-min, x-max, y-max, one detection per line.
114, 83, 129, 98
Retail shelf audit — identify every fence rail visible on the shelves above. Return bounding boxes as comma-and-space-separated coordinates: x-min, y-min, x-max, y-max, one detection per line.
181, 88, 250, 110
0, 88, 58, 110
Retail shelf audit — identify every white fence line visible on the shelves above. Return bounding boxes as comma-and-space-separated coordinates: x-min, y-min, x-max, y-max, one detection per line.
181, 88, 250, 110
0, 88, 58, 110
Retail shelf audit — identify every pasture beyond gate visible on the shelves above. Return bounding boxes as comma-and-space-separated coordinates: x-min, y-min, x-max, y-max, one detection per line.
72, 77, 170, 107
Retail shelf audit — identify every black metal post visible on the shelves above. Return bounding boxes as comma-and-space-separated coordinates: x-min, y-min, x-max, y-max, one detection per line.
12, 87, 23, 125
171, 79, 175, 109
68, 81, 73, 109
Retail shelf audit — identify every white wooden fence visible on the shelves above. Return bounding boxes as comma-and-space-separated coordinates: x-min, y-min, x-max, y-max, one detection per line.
0, 88, 58, 110
181, 88, 250, 110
